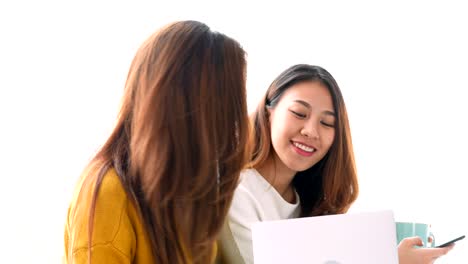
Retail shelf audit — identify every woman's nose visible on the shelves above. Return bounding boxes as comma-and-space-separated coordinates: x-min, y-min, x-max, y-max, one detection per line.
300, 122, 319, 139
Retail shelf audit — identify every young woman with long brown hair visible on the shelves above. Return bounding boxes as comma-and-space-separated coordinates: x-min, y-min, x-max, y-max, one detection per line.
64, 20, 250, 264
218, 64, 453, 264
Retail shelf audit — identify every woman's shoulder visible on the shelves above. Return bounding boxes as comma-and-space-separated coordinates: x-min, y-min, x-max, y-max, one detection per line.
230, 169, 267, 213
66, 167, 134, 250
97, 168, 128, 200
238, 168, 270, 192
71, 167, 128, 206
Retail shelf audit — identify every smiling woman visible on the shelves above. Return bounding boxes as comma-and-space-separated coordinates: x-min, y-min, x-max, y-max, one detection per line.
218, 64, 359, 264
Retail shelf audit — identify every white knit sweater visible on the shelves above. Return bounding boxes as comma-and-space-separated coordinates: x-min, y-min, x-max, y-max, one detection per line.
218, 169, 301, 264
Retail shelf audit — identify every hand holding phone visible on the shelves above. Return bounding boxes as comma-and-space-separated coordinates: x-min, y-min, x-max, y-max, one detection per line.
435, 235, 465, 248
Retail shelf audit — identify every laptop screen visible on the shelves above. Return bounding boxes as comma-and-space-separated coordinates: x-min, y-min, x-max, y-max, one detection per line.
252, 210, 398, 264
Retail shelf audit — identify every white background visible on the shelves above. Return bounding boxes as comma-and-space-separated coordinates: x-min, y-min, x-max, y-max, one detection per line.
1, 1, 466, 263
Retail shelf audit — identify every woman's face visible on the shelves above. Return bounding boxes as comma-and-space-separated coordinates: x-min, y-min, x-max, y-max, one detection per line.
268, 81, 336, 173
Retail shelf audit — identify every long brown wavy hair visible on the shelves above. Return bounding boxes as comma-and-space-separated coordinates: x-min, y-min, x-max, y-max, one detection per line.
249, 64, 358, 217
83, 20, 249, 263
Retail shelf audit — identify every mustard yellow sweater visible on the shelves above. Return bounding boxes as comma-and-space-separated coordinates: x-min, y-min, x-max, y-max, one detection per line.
64, 168, 154, 263
64, 168, 220, 263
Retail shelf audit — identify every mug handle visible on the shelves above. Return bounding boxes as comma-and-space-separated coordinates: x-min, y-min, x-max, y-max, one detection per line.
428, 231, 436, 247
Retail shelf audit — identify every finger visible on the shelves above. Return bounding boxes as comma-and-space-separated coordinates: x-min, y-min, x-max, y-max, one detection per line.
423, 246, 454, 257
401, 236, 424, 247
434, 243, 455, 253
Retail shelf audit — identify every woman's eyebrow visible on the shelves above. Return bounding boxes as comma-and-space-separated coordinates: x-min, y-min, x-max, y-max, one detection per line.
292, 100, 311, 109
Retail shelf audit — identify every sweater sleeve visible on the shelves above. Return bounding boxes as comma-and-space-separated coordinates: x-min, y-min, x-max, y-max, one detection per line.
64, 172, 137, 264
223, 185, 263, 264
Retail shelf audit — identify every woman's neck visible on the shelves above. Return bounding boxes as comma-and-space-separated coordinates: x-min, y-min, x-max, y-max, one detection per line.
256, 154, 297, 203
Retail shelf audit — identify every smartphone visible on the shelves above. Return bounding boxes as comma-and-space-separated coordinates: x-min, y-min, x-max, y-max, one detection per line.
435, 235, 465, 248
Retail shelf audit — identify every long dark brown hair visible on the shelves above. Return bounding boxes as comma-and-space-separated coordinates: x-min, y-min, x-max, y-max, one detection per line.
249, 64, 358, 217
81, 20, 249, 263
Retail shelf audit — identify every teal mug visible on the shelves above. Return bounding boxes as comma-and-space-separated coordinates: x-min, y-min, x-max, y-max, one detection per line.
396, 222, 435, 247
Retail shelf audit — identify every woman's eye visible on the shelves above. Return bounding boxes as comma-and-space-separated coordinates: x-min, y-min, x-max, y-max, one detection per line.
290, 110, 306, 118
320, 120, 335, 127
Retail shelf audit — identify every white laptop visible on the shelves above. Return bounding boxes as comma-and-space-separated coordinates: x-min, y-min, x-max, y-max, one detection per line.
251, 210, 398, 264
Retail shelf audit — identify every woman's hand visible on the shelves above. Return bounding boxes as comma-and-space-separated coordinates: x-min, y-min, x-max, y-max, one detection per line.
398, 237, 454, 264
